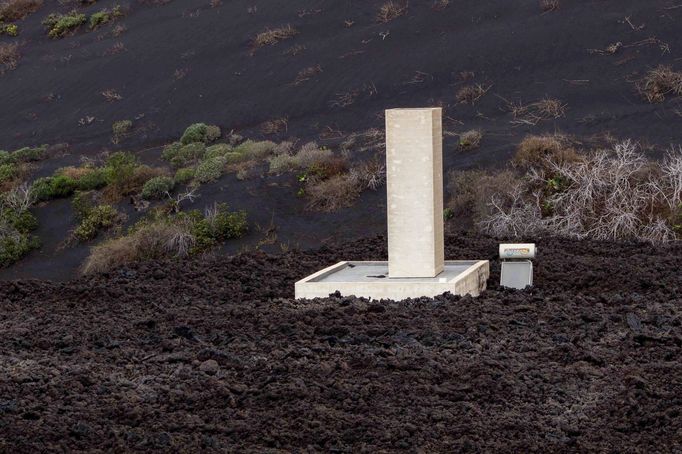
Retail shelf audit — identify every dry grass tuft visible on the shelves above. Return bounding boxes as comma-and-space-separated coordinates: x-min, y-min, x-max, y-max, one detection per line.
514, 134, 580, 171
101, 89, 122, 102
539, 0, 559, 12
458, 129, 483, 150
294, 64, 322, 85
0, 42, 19, 73
82, 220, 195, 274
0, 0, 42, 21
252, 25, 298, 49
456, 84, 490, 105
377, 1, 408, 23
507, 97, 566, 125
637, 65, 682, 103
305, 174, 362, 212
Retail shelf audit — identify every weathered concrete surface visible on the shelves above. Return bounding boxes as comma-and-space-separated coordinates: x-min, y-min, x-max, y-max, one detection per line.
295, 260, 489, 300
385, 108, 444, 278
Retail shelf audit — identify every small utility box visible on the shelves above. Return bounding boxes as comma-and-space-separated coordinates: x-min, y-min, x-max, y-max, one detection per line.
499, 243, 535, 290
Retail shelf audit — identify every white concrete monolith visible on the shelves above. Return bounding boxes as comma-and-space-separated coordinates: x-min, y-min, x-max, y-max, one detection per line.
385, 108, 445, 278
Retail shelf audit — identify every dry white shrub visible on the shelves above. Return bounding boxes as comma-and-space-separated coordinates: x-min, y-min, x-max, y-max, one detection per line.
480, 140, 682, 244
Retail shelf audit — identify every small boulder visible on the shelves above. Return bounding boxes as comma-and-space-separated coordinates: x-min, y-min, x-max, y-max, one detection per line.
199, 359, 219, 375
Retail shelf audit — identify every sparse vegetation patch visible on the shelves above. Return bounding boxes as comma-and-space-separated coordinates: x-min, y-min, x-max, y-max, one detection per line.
0, 42, 19, 73
42, 10, 86, 38
82, 203, 247, 274
377, 1, 407, 23
252, 25, 298, 49
637, 65, 682, 103
454, 137, 682, 244
0, 0, 42, 21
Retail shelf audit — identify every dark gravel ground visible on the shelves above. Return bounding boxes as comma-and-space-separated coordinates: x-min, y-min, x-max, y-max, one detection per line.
0, 233, 681, 452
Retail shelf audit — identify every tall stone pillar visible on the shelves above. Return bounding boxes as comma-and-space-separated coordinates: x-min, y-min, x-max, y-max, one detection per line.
385, 108, 445, 278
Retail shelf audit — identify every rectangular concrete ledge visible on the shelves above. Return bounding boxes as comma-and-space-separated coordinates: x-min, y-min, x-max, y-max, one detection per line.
295, 260, 490, 301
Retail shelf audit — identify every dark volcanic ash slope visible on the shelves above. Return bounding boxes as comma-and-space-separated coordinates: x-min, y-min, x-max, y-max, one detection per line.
1, 234, 680, 452
2, 0, 682, 155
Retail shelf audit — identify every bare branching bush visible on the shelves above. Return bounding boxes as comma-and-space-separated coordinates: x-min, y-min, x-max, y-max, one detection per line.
479, 140, 682, 244
377, 1, 408, 23
637, 65, 682, 103
507, 97, 566, 125
348, 160, 386, 190
456, 84, 490, 105
0, 42, 20, 74
0, 182, 35, 212
252, 25, 298, 49
0, 0, 42, 21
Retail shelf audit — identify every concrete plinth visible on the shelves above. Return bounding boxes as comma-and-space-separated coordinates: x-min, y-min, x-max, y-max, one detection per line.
295, 106, 489, 301
295, 261, 489, 300
386, 108, 444, 278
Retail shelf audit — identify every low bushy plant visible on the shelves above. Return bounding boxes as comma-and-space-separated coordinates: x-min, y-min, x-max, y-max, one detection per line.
42, 11, 86, 38
174, 167, 195, 184
0, 22, 18, 36
32, 175, 77, 201
82, 204, 247, 273
180, 123, 221, 145
162, 141, 206, 167
74, 204, 119, 241
141, 175, 174, 199
204, 143, 232, 160
195, 156, 226, 183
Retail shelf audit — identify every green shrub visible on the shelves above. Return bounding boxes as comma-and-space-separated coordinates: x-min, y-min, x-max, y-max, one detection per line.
103, 151, 137, 186
89, 6, 124, 29
0, 23, 19, 36
0, 150, 10, 165
180, 123, 221, 145
32, 175, 77, 201
174, 167, 195, 184
195, 156, 226, 183
236, 140, 276, 160
12, 145, 47, 162
74, 204, 119, 241
2, 208, 38, 233
0, 163, 16, 184
112, 120, 132, 143
72, 190, 97, 221
162, 141, 182, 162
42, 11, 86, 38
76, 168, 107, 190
162, 142, 205, 167
204, 143, 232, 160
0, 206, 39, 268
141, 176, 174, 199
0, 233, 39, 268
180, 204, 248, 251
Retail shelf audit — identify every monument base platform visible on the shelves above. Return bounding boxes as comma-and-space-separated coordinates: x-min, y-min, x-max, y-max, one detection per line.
295, 260, 489, 300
